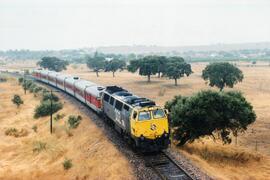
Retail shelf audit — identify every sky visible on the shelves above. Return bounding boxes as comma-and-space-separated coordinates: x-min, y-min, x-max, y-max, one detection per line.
1, 0, 270, 50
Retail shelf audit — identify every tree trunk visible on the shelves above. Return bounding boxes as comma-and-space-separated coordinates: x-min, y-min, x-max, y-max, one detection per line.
147, 74, 150, 82
113, 71, 115, 77
96, 71, 99, 77
158, 71, 161, 78
174, 78, 178, 86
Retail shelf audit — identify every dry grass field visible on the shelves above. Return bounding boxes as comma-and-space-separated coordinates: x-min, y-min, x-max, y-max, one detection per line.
64, 62, 270, 179
2, 61, 270, 179
0, 77, 134, 180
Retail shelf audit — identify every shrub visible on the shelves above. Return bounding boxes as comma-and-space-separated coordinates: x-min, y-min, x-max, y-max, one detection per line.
54, 113, 65, 121
29, 83, 37, 93
32, 125, 38, 132
12, 94, 24, 107
32, 141, 47, 153
0, 77, 7, 82
33, 86, 43, 96
67, 115, 82, 129
63, 158, 72, 170
34, 100, 63, 118
5, 128, 28, 137
165, 90, 256, 146
18, 77, 24, 84
42, 92, 59, 102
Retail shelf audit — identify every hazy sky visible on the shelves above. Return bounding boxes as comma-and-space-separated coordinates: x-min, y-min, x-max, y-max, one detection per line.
1, 0, 270, 50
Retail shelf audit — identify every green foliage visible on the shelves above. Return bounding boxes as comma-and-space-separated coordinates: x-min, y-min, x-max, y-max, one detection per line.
165, 90, 256, 146
0, 76, 7, 82
34, 100, 63, 118
38, 57, 69, 72
18, 77, 24, 84
5, 128, 28, 137
163, 57, 193, 86
63, 158, 73, 170
32, 141, 47, 153
42, 92, 59, 102
54, 113, 65, 121
67, 115, 82, 129
29, 83, 37, 93
22, 79, 33, 92
12, 94, 23, 107
202, 62, 244, 91
32, 125, 38, 133
105, 59, 126, 77
127, 55, 160, 82
86, 53, 106, 77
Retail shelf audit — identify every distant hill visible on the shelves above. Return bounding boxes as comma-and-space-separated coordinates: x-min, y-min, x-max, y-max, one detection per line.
96, 42, 270, 54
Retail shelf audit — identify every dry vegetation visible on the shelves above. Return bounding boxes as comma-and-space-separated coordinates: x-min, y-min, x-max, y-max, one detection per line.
63, 62, 270, 179
0, 78, 134, 180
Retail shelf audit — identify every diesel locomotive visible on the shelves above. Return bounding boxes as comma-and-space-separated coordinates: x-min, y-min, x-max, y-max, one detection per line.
33, 69, 170, 151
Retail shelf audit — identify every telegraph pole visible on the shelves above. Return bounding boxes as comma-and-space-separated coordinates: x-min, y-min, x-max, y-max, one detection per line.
50, 89, 53, 134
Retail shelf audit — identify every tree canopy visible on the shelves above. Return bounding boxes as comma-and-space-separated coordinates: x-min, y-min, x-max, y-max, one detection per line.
163, 57, 192, 86
165, 90, 256, 146
86, 54, 106, 77
105, 59, 126, 77
12, 95, 23, 108
127, 55, 160, 82
38, 57, 69, 72
202, 62, 244, 91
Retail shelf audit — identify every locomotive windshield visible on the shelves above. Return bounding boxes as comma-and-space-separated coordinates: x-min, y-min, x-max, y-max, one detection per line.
152, 109, 165, 119
138, 111, 151, 121
137, 109, 166, 121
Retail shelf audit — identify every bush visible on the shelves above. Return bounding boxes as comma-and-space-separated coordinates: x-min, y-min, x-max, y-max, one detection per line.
33, 86, 43, 96
42, 92, 59, 102
18, 77, 24, 84
63, 158, 72, 170
67, 115, 82, 129
5, 128, 28, 137
29, 83, 37, 93
32, 125, 38, 132
0, 77, 7, 82
54, 113, 65, 121
165, 90, 256, 146
12, 94, 24, 107
32, 141, 47, 153
34, 100, 63, 118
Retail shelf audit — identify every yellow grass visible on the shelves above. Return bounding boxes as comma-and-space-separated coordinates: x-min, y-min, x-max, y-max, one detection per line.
2, 61, 270, 179
64, 62, 270, 179
0, 79, 134, 180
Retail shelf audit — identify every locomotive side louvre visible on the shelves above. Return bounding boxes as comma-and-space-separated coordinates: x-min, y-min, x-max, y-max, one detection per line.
102, 92, 132, 134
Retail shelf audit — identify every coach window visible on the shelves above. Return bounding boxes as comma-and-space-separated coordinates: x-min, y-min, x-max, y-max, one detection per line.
109, 97, 115, 106
103, 93, 110, 102
115, 100, 123, 111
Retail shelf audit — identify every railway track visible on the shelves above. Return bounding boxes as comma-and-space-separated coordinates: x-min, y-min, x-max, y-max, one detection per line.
144, 151, 194, 180
2, 71, 205, 180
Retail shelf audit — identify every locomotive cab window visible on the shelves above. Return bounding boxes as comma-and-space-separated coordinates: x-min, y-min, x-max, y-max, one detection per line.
103, 93, 110, 102
138, 111, 151, 121
132, 111, 137, 119
109, 97, 115, 105
152, 109, 165, 119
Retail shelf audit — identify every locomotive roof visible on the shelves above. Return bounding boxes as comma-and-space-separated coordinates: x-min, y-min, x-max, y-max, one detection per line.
105, 86, 156, 108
